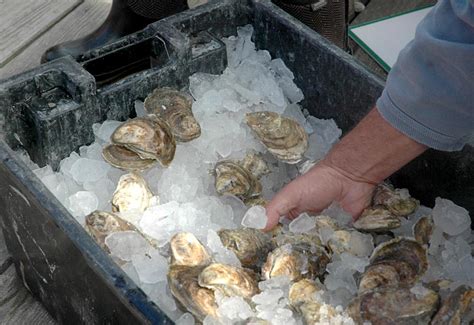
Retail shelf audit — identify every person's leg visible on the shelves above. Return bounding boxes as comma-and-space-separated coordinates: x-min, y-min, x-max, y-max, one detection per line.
41, 0, 188, 63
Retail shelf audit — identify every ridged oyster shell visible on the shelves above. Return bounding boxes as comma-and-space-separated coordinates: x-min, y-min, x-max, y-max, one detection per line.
170, 232, 211, 267
348, 286, 439, 324
168, 265, 218, 322
144, 87, 201, 142
218, 228, 272, 268
111, 172, 154, 213
246, 111, 308, 164
353, 206, 401, 233
373, 183, 419, 217
102, 144, 156, 171
85, 210, 137, 251
198, 263, 259, 299
110, 116, 176, 167
213, 160, 262, 202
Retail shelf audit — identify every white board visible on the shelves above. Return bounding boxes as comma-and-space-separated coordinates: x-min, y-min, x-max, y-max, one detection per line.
349, 6, 433, 71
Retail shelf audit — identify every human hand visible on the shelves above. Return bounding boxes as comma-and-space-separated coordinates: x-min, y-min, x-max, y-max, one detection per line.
264, 107, 427, 231
264, 161, 376, 231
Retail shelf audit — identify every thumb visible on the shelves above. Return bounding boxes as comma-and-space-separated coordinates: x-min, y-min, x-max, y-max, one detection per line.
263, 184, 300, 231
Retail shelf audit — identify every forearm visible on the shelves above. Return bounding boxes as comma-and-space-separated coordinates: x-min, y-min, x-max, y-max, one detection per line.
322, 107, 427, 184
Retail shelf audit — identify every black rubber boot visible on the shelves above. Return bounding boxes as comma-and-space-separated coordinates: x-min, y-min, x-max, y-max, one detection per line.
41, 0, 188, 63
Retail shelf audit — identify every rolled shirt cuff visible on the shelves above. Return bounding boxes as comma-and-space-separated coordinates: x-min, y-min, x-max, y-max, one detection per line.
376, 89, 466, 152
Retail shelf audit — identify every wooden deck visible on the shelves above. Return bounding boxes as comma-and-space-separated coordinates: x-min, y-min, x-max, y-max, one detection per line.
0, 0, 434, 322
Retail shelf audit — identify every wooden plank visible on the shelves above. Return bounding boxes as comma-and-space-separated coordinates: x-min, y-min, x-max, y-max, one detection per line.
0, 0, 111, 80
0, 265, 56, 324
0, 0, 84, 68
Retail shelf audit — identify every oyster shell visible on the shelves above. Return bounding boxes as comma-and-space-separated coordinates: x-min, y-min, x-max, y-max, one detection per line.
431, 285, 474, 325
271, 232, 323, 251
170, 232, 211, 267
245, 111, 308, 164
168, 265, 218, 322
326, 229, 352, 255
214, 160, 262, 202
239, 151, 270, 179
359, 259, 420, 294
218, 228, 272, 268
413, 215, 434, 246
372, 183, 419, 217
111, 172, 154, 213
85, 210, 137, 250
110, 116, 176, 167
369, 237, 428, 283
144, 87, 201, 142
262, 243, 329, 281
102, 144, 156, 171
244, 197, 268, 207
347, 286, 439, 325
353, 206, 401, 232
198, 263, 259, 299
289, 279, 323, 305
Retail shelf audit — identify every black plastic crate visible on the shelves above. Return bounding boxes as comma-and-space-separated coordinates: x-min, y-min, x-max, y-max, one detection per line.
0, 0, 472, 323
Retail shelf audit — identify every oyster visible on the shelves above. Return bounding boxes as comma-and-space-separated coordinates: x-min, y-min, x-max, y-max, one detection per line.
170, 232, 211, 267
85, 210, 136, 250
213, 161, 262, 202
359, 259, 420, 294
369, 237, 428, 282
144, 87, 201, 142
413, 215, 434, 246
102, 144, 156, 171
246, 111, 308, 164
289, 279, 336, 325
372, 183, 419, 217
347, 286, 439, 325
262, 243, 329, 281
111, 172, 154, 213
358, 237, 428, 293
244, 197, 268, 207
289, 279, 322, 305
198, 263, 259, 299
218, 228, 272, 268
431, 285, 474, 325
326, 229, 352, 255
353, 206, 401, 232
271, 232, 323, 251
168, 265, 218, 322
239, 151, 270, 179
110, 116, 176, 167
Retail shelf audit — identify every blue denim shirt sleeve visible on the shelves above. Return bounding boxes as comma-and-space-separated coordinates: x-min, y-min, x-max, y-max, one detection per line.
376, 0, 474, 151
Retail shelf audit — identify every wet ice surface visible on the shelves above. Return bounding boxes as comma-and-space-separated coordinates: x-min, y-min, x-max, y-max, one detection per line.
22, 24, 473, 324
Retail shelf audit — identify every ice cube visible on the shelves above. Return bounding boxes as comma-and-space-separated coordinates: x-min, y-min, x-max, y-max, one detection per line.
146, 281, 179, 317
94, 120, 123, 143
59, 151, 80, 177
270, 58, 294, 80
218, 295, 255, 321
66, 191, 99, 220
176, 313, 195, 325
288, 213, 315, 233
432, 198, 471, 236
85, 142, 103, 161
189, 73, 219, 100
278, 77, 304, 104
132, 249, 168, 284
207, 229, 241, 267
105, 231, 150, 261
241, 205, 267, 229
134, 100, 146, 117
348, 231, 374, 257
70, 158, 111, 184
139, 212, 177, 247
121, 262, 140, 285
33, 165, 54, 179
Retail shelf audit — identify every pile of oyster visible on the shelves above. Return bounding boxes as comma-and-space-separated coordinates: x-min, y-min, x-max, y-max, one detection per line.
86, 169, 474, 324
83, 86, 473, 324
